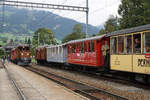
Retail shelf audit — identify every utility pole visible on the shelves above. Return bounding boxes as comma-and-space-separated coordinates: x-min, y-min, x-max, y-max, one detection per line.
38, 33, 40, 46
2, 0, 5, 33
86, 0, 89, 38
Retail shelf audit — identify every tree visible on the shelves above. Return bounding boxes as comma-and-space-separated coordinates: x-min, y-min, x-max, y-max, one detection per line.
32, 28, 56, 48
97, 15, 119, 36
62, 32, 85, 43
62, 24, 85, 43
27, 38, 31, 45
97, 29, 105, 35
0, 49, 5, 58
25, 37, 28, 44
118, 0, 150, 29
105, 15, 119, 32
10, 39, 14, 44
73, 24, 82, 33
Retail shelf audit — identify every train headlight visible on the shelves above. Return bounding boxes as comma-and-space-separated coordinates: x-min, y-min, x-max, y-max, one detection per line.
27, 53, 29, 56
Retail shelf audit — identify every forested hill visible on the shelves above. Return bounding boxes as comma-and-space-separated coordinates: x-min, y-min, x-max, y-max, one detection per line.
0, 6, 99, 40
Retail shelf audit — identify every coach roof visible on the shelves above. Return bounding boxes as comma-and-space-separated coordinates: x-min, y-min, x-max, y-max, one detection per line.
108, 24, 150, 36
67, 34, 106, 44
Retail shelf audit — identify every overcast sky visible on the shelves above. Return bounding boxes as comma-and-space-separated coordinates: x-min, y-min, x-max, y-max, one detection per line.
10, 0, 121, 26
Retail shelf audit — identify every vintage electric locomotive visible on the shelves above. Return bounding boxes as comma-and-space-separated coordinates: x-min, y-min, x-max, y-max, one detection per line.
11, 44, 31, 65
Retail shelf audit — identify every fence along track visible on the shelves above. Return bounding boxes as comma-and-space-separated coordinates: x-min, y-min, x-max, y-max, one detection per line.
26, 66, 129, 100
4, 64, 26, 100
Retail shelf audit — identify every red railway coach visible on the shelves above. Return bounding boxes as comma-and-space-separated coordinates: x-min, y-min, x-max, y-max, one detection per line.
67, 34, 109, 69
35, 46, 47, 64
35, 48, 41, 61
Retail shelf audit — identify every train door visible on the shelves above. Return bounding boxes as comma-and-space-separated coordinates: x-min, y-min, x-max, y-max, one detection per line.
101, 40, 109, 66
110, 35, 132, 72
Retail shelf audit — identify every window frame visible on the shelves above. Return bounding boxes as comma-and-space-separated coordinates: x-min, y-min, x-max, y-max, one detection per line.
84, 41, 87, 52
88, 40, 91, 52
125, 34, 133, 54
111, 36, 118, 54
92, 40, 95, 52
143, 31, 150, 53
117, 35, 125, 54
133, 33, 142, 54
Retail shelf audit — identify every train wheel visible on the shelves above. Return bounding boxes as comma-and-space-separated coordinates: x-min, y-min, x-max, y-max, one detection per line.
129, 73, 136, 83
143, 75, 149, 83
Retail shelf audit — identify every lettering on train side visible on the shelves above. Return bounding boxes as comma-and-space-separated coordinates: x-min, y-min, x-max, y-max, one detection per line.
138, 59, 150, 67
114, 56, 120, 65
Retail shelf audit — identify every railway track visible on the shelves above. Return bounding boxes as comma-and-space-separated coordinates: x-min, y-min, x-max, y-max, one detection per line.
4, 64, 26, 100
26, 66, 129, 100
34, 63, 150, 90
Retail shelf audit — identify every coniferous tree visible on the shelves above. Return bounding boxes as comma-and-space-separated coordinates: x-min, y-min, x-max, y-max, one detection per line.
118, 0, 150, 29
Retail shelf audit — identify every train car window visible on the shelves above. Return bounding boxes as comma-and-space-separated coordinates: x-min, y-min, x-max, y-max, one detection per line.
72, 44, 74, 53
68, 45, 72, 54
82, 42, 84, 53
88, 41, 91, 52
78, 43, 80, 53
118, 36, 124, 54
76, 44, 78, 53
74, 44, 76, 53
76, 44, 79, 53
133, 34, 141, 53
144, 32, 150, 53
85, 42, 87, 52
112, 37, 117, 54
79, 43, 82, 53
126, 35, 132, 54
18, 47, 22, 51
92, 40, 95, 52
25, 47, 29, 51
58, 47, 60, 54
55, 47, 58, 54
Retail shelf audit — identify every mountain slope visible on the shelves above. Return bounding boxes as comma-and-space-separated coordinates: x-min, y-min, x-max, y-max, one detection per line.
0, 6, 99, 40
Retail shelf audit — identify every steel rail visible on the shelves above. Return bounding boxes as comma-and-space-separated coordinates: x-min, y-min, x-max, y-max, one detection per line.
4, 64, 26, 100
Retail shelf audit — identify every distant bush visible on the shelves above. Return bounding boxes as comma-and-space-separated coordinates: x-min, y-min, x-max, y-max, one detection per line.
0, 49, 5, 58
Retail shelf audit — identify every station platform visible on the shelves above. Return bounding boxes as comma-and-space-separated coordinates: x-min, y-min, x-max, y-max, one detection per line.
0, 66, 20, 100
4, 62, 89, 100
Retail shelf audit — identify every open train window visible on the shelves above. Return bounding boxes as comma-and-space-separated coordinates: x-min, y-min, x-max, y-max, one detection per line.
59, 47, 62, 54
82, 42, 84, 53
84, 41, 87, 52
144, 32, 150, 53
125, 35, 132, 54
92, 40, 95, 52
79, 42, 82, 53
72, 44, 75, 53
133, 34, 141, 53
68, 45, 71, 54
112, 37, 117, 54
88, 41, 91, 52
118, 36, 124, 54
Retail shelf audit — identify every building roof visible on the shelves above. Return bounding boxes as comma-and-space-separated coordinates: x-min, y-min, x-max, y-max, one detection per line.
46, 43, 66, 49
